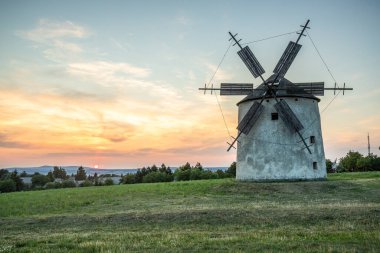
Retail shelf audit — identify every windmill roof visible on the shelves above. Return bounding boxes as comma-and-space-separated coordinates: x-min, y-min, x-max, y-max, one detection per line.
237, 74, 320, 105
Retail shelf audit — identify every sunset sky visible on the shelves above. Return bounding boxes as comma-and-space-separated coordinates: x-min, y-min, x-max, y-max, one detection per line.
1, 0, 379, 169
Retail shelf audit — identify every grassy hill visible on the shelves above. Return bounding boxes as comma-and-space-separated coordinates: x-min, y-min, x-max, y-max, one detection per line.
1, 172, 379, 252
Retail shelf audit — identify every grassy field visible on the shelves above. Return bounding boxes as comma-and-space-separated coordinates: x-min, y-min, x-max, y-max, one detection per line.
0, 172, 379, 252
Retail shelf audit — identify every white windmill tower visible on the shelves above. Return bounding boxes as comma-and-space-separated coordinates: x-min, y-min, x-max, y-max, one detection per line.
200, 20, 352, 181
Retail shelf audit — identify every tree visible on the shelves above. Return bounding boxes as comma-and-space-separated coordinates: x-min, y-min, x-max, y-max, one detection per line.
151, 165, 158, 172
75, 166, 87, 181
47, 171, 55, 182
31, 174, 50, 188
339, 151, 363, 172
226, 162, 236, 177
10, 171, 24, 191
326, 159, 333, 173
135, 169, 144, 183
179, 162, 192, 171
53, 166, 68, 179
0, 169, 9, 180
194, 162, 203, 170
159, 164, 167, 173
356, 156, 371, 171
174, 168, 191, 181
20, 171, 28, 177
166, 167, 173, 175
0, 179, 16, 193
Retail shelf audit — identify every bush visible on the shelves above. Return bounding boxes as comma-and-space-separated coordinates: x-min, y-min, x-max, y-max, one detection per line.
80, 180, 93, 187
216, 169, 227, 178
122, 174, 137, 184
44, 182, 57, 189
174, 169, 191, 181
0, 179, 16, 193
104, 178, 114, 186
62, 180, 76, 188
142, 172, 173, 183
201, 170, 218, 180
189, 168, 203, 180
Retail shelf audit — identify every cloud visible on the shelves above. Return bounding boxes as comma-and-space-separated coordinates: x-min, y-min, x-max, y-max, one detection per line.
204, 63, 233, 83
0, 133, 33, 149
17, 19, 90, 61
19, 19, 89, 42
67, 61, 151, 80
1, 18, 238, 168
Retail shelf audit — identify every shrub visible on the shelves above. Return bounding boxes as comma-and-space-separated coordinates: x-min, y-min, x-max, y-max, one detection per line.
0, 179, 16, 193
104, 178, 114, 186
122, 174, 137, 184
62, 180, 76, 188
80, 180, 93, 187
44, 182, 57, 189
190, 168, 203, 180
142, 172, 173, 183
202, 170, 218, 180
216, 169, 227, 178
174, 169, 191, 181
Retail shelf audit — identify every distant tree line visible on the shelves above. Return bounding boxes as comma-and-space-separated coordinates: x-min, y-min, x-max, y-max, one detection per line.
0, 162, 236, 193
0, 166, 115, 193
2, 149, 379, 193
326, 151, 380, 173
120, 162, 236, 184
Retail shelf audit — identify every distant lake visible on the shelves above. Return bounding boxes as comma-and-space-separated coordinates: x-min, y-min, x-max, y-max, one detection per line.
4, 166, 228, 176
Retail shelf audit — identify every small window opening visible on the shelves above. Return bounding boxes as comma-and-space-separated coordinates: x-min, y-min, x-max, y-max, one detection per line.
266, 99, 270, 102
310, 136, 315, 144
271, 113, 278, 120
295, 98, 298, 101
313, 162, 318, 170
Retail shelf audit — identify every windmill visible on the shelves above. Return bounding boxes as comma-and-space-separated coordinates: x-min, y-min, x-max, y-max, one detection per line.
200, 20, 352, 180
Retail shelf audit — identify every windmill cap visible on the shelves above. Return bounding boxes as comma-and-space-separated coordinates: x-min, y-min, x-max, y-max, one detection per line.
237, 74, 320, 105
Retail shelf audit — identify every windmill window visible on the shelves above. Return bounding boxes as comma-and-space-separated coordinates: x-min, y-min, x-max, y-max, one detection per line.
310, 136, 315, 144
295, 98, 298, 101
271, 113, 278, 120
313, 162, 318, 170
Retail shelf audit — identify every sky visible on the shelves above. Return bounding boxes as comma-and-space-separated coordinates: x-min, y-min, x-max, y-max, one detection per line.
0, 0, 379, 169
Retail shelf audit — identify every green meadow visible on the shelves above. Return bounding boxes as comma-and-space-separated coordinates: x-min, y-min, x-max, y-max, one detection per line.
1, 172, 379, 252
